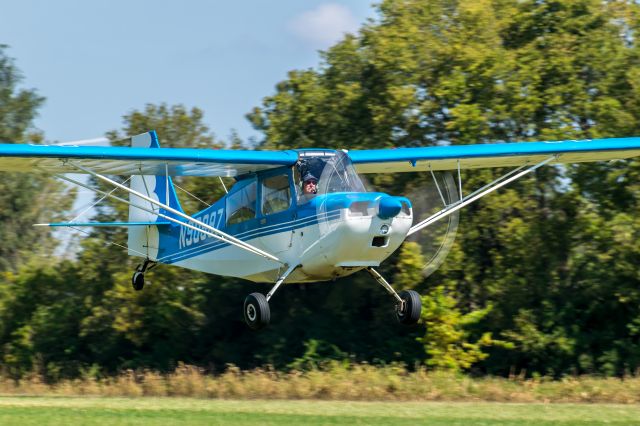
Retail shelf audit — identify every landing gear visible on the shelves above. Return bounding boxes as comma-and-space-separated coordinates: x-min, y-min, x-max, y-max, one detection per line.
396, 290, 422, 325
131, 259, 156, 291
244, 293, 270, 330
132, 271, 145, 291
367, 267, 422, 326
243, 264, 298, 330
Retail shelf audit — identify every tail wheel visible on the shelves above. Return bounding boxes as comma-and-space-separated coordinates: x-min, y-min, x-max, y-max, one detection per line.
244, 293, 270, 330
132, 271, 145, 291
396, 290, 421, 325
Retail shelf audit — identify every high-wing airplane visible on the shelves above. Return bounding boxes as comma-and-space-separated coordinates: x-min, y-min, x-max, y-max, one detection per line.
0, 131, 638, 329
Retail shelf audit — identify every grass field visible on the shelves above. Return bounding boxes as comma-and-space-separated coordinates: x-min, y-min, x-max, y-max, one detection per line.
0, 397, 639, 425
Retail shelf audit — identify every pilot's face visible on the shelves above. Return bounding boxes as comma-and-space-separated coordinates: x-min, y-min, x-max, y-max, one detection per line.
303, 180, 317, 194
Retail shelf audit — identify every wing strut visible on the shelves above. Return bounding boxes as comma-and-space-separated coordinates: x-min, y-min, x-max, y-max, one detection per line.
60, 165, 283, 264
55, 173, 281, 263
408, 156, 556, 236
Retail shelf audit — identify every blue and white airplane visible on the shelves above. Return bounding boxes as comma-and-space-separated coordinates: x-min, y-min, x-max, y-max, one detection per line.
0, 131, 638, 329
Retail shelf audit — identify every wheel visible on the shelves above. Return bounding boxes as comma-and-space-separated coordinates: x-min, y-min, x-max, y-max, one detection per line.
396, 290, 421, 325
244, 293, 270, 330
132, 271, 145, 291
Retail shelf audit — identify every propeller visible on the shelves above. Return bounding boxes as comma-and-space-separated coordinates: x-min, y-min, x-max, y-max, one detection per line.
404, 171, 460, 278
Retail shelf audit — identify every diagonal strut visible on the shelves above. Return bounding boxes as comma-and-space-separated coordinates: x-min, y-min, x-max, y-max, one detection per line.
64, 164, 282, 264
408, 156, 556, 236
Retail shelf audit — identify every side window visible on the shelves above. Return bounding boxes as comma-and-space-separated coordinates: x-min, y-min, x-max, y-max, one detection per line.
262, 174, 291, 215
226, 180, 257, 225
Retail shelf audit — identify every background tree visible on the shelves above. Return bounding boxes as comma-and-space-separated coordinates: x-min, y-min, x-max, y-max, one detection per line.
248, 0, 640, 375
0, 45, 76, 376
1, 0, 639, 377
0, 45, 71, 271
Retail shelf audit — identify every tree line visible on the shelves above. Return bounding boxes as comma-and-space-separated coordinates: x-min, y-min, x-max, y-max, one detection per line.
0, 0, 639, 379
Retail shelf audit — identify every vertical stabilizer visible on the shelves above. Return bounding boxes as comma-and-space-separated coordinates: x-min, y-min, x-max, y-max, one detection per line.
127, 131, 183, 259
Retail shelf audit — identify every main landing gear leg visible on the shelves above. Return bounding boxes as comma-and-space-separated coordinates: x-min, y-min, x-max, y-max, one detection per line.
366, 267, 422, 325
131, 259, 157, 291
244, 264, 298, 330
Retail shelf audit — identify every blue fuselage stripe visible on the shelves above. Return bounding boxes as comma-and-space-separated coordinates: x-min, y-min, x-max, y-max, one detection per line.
158, 210, 342, 263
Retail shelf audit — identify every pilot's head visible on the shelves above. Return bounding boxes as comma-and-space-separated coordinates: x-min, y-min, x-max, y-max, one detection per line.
302, 172, 318, 194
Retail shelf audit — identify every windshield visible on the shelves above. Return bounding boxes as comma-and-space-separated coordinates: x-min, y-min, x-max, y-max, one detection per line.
296, 150, 366, 198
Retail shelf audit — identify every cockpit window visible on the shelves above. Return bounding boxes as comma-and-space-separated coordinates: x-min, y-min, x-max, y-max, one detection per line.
226, 179, 257, 225
296, 150, 366, 199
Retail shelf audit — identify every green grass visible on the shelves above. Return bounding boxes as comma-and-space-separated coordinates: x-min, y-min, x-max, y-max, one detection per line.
0, 397, 639, 425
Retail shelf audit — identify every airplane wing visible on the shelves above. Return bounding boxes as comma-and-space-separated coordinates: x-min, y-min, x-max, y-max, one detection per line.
0, 140, 298, 177
1, 133, 639, 176
349, 137, 640, 173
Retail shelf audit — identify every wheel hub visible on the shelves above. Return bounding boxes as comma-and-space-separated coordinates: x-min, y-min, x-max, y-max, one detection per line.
246, 304, 257, 321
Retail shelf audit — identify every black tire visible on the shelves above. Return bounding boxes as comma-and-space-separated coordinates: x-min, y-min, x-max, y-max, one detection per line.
397, 290, 421, 325
244, 293, 270, 330
132, 271, 145, 291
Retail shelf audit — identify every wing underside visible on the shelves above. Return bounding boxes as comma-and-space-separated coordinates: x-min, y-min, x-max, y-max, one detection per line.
0, 143, 299, 177
349, 137, 640, 173
1, 136, 639, 176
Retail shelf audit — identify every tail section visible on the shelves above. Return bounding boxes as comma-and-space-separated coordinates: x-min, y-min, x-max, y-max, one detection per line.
128, 131, 183, 260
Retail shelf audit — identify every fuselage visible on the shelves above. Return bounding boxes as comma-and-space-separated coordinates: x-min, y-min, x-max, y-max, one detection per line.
148, 150, 414, 283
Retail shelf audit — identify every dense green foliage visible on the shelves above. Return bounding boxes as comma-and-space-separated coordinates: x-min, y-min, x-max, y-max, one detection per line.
0, 46, 71, 272
0, 0, 639, 379
247, 0, 640, 376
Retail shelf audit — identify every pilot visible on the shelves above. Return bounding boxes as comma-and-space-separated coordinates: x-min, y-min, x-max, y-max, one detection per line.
302, 172, 318, 195
301, 172, 318, 201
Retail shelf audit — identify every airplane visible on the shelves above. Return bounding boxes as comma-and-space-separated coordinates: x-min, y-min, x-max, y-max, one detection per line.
0, 131, 638, 329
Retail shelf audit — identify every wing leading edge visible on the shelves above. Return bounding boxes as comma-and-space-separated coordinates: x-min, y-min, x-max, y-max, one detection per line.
349, 137, 640, 173
0, 134, 298, 177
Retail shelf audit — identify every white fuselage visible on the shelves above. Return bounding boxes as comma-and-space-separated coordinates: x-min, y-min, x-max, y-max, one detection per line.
169, 206, 412, 283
